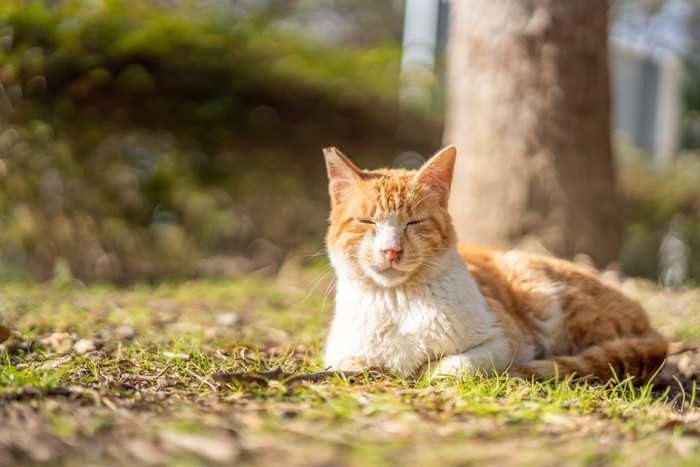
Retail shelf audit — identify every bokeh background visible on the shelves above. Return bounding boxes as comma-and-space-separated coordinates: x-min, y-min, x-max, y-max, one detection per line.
0, 0, 699, 285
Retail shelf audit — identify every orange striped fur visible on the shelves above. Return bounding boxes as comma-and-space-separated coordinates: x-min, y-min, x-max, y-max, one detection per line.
459, 245, 666, 382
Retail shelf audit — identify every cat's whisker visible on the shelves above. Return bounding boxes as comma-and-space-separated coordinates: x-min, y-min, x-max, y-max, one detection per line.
308, 263, 334, 281
320, 277, 337, 317
413, 255, 445, 277
306, 247, 329, 259
303, 265, 336, 303
305, 264, 334, 289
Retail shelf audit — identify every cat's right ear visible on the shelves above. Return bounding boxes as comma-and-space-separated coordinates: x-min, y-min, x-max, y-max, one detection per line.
323, 147, 364, 204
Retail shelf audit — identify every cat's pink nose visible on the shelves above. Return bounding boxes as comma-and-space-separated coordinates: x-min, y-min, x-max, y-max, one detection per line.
382, 248, 403, 263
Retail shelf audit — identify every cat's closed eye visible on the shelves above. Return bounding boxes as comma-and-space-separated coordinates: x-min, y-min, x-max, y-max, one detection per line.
356, 218, 375, 225
406, 219, 424, 226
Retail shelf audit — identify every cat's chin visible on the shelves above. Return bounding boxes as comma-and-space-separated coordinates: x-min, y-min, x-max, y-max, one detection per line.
364, 266, 412, 288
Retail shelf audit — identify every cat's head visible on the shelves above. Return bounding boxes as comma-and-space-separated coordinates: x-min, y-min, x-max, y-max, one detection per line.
324, 146, 457, 288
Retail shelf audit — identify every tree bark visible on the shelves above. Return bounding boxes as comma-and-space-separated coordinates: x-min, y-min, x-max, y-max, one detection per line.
444, 0, 621, 266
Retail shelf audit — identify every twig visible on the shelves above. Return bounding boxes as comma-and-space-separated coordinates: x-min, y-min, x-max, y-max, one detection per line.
182, 367, 218, 391
213, 366, 360, 386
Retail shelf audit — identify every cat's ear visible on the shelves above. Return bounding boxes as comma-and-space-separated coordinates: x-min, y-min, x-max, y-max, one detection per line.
414, 145, 456, 206
323, 147, 365, 203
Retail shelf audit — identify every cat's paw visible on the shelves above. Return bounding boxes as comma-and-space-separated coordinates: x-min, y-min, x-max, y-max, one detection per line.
419, 355, 479, 380
330, 356, 368, 372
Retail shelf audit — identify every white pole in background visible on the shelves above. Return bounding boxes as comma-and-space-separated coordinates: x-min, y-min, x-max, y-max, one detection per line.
400, 0, 441, 112
654, 50, 682, 171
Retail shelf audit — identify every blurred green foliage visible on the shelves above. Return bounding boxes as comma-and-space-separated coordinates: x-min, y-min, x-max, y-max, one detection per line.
618, 150, 700, 284
0, 0, 697, 284
0, 0, 440, 283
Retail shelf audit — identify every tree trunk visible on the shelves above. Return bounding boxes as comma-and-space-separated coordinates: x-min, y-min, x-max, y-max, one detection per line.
444, 0, 621, 267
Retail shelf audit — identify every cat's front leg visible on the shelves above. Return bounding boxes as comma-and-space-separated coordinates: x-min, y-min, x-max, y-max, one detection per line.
324, 322, 370, 372
326, 355, 368, 372
420, 337, 514, 380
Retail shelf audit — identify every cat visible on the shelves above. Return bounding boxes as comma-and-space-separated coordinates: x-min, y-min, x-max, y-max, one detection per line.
322, 145, 667, 383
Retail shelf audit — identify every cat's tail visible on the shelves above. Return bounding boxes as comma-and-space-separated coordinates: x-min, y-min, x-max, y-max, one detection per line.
514, 332, 667, 385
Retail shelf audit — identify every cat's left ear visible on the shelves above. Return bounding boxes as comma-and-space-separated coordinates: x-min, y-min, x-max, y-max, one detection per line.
414, 145, 456, 206
323, 147, 365, 204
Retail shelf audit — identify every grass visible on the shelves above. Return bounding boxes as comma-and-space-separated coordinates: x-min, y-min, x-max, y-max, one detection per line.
2, 271, 700, 466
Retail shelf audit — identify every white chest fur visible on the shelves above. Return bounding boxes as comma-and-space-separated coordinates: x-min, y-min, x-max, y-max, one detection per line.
323, 249, 501, 377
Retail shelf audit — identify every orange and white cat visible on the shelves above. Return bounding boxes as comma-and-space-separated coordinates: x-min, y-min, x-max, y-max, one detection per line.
322, 146, 666, 382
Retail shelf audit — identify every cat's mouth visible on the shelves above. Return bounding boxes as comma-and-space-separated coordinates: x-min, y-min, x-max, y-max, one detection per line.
377, 266, 406, 278
357, 258, 415, 286
365, 264, 412, 286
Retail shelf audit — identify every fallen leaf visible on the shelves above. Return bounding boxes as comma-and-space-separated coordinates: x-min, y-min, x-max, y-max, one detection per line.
0, 323, 11, 343
73, 338, 97, 355
163, 351, 190, 361
38, 355, 73, 370
41, 332, 74, 354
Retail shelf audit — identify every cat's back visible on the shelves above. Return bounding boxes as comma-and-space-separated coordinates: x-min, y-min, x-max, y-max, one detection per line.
457, 244, 634, 301
457, 244, 654, 357
458, 244, 596, 295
